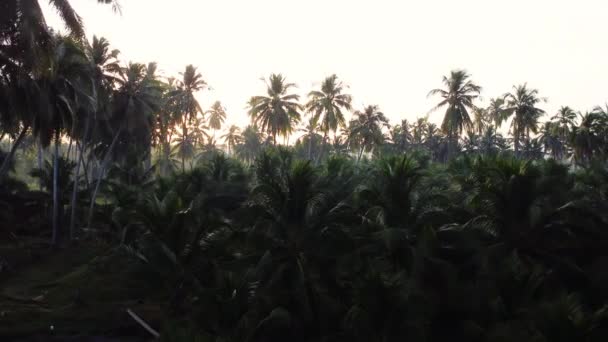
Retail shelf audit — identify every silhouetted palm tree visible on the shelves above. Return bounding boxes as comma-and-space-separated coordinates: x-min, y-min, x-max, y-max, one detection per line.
504, 84, 546, 154
248, 74, 302, 145
349, 105, 389, 161
428, 70, 481, 159
306, 75, 352, 161
221, 125, 242, 155
206, 100, 226, 140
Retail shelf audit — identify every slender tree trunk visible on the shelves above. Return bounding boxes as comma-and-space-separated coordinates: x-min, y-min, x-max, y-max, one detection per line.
316, 131, 328, 164
357, 145, 364, 163
87, 125, 122, 229
77, 142, 90, 189
69, 116, 91, 240
0, 125, 29, 181
307, 134, 313, 160
38, 143, 44, 191
52, 130, 61, 246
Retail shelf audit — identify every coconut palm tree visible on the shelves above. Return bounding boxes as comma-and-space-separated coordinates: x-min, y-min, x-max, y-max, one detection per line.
305, 75, 352, 161
471, 107, 490, 136
236, 124, 263, 164
206, 100, 226, 140
32, 36, 93, 245
390, 119, 413, 153
173, 65, 207, 172
87, 62, 161, 229
503, 84, 546, 154
428, 70, 481, 159
248, 74, 302, 145
487, 97, 509, 128
539, 121, 566, 160
551, 106, 577, 142
349, 105, 389, 161
298, 117, 322, 160
570, 111, 603, 165
221, 125, 242, 155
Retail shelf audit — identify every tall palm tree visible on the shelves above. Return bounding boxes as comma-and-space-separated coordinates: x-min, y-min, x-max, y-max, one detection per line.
487, 97, 509, 128
173, 65, 207, 172
206, 100, 226, 140
305, 75, 352, 160
428, 70, 481, 159
248, 73, 302, 145
551, 106, 577, 142
236, 124, 263, 164
471, 107, 489, 135
539, 121, 566, 160
299, 117, 322, 160
33, 36, 93, 245
570, 111, 603, 165
503, 84, 546, 154
349, 105, 389, 161
87, 62, 161, 229
390, 119, 413, 153
221, 125, 242, 155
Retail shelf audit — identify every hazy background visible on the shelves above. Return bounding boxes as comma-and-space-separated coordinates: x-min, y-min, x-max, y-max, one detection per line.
43, 0, 608, 129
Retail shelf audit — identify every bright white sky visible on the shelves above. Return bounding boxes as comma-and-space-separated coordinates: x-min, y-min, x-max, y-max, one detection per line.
43, 0, 608, 131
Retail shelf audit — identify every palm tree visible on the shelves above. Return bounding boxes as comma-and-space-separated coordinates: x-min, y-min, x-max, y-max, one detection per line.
349, 105, 389, 161
248, 73, 302, 145
221, 125, 242, 155
173, 65, 207, 172
67, 35, 121, 239
236, 124, 263, 164
390, 119, 413, 153
471, 107, 490, 135
571, 111, 603, 165
487, 97, 509, 128
299, 117, 322, 160
33, 36, 93, 245
206, 101, 226, 140
428, 70, 481, 159
88, 62, 161, 229
539, 121, 566, 160
551, 106, 577, 142
503, 84, 546, 154
305, 75, 352, 161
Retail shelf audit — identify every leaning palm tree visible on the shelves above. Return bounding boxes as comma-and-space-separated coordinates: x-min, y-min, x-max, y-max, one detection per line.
87, 62, 161, 229
248, 73, 302, 145
305, 75, 352, 160
503, 84, 546, 154
428, 70, 481, 159
221, 125, 242, 155
206, 100, 226, 140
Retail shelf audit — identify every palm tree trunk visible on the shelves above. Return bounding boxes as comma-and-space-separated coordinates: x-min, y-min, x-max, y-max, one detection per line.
308, 134, 313, 160
69, 115, 91, 240
37, 142, 44, 191
52, 130, 61, 246
316, 131, 328, 164
87, 125, 123, 229
0, 125, 29, 181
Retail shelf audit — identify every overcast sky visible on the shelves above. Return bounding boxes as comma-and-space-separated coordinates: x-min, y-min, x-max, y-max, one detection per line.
43, 0, 608, 129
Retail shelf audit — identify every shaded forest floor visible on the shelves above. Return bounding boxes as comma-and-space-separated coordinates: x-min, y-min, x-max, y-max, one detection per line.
0, 238, 164, 341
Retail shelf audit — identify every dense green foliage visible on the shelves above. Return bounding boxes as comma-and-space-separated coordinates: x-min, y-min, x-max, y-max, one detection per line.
1, 0, 608, 340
